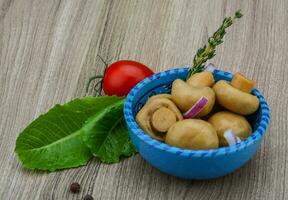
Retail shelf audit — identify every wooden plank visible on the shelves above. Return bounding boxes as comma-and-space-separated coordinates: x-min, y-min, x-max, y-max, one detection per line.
0, 0, 287, 199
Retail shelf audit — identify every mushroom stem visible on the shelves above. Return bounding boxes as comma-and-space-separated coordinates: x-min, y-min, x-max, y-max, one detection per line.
151, 107, 177, 132
231, 73, 255, 93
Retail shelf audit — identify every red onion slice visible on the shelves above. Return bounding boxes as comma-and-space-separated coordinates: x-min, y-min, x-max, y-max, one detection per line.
223, 129, 241, 146
183, 96, 208, 119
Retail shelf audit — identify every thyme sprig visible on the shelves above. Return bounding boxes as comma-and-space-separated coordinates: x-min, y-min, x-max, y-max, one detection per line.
187, 10, 243, 79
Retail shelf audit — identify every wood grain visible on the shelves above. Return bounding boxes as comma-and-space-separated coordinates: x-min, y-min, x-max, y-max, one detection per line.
0, 0, 287, 199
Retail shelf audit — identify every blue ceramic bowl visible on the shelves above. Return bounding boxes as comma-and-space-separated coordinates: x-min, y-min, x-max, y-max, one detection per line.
124, 68, 270, 180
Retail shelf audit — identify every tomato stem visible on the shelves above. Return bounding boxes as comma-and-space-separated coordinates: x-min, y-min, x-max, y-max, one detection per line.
97, 55, 108, 68
94, 79, 103, 96
86, 55, 109, 96
86, 75, 103, 93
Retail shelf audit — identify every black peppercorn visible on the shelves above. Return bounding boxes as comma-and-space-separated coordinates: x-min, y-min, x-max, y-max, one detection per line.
83, 194, 94, 200
70, 182, 80, 193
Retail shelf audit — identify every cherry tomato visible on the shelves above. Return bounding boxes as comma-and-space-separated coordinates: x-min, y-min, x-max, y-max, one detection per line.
103, 60, 154, 96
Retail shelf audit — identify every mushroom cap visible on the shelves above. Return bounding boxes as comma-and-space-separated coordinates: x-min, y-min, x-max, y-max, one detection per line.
201, 102, 224, 121
147, 94, 172, 103
187, 71, 215, 88
208, 111, 252, 146
171, 79, 215, 117
136, 97, 183, 141
165, 119, 219, 150
213, 80, 259, 115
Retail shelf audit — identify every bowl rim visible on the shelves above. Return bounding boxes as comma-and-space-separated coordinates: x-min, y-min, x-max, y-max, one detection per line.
124, 68, 271, 157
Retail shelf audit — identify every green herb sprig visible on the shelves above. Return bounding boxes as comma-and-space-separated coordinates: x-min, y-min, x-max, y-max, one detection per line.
187, 10, 243, 79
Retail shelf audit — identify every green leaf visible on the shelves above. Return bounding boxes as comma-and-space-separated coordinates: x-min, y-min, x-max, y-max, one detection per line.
82, 99, 137, 163
15, 96, 123, 171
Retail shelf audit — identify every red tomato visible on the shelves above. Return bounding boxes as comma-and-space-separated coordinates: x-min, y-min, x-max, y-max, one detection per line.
103, 60, 154, 96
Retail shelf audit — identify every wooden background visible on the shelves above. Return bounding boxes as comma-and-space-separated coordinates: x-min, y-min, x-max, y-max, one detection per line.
0, 0, 287, 199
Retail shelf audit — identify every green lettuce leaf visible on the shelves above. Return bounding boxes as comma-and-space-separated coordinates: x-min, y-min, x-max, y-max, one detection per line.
82, 99, 137, 163
15, 96, 123, 171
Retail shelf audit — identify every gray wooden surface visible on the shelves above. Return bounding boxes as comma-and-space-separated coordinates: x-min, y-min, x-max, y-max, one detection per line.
0, 0, 287, 199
